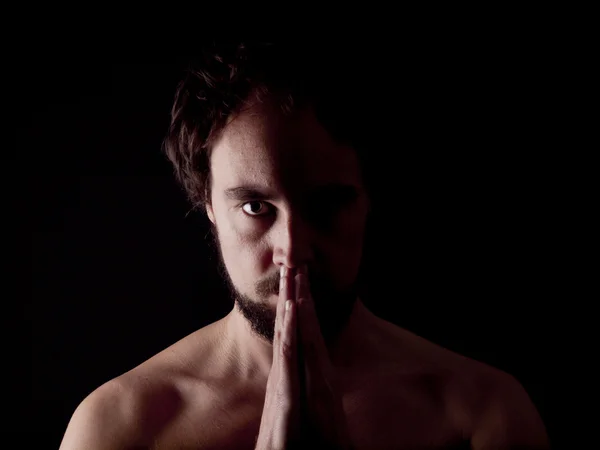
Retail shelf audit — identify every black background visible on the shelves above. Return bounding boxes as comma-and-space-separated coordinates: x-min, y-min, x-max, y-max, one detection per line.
24, 43, 567, 449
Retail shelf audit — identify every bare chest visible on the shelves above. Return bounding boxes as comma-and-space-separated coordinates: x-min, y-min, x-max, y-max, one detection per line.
341, 382, 470, 449
332, 368, 470, 448
150, 374, 471, 450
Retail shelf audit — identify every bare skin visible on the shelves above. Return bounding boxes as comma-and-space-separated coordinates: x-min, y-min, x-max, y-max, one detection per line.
59, 296, 549, 449
60, 97, 550, 449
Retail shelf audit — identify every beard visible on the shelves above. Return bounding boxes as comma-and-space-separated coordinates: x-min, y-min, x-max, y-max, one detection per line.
234, 268, 359, 345
209, 225, 361, 346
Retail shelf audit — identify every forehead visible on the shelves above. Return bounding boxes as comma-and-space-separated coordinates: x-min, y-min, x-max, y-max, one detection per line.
209, 100, 363, 194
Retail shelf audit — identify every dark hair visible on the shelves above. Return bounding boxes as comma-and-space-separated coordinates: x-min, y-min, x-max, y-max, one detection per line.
163, 42, 370, 212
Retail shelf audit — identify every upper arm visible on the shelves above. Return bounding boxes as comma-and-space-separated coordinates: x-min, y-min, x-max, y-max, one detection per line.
471, 372, 551, 450
59, 381, 137, 450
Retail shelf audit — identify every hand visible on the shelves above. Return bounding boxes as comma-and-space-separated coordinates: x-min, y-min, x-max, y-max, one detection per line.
255, 266, 302, 450
295, 265, 352, 449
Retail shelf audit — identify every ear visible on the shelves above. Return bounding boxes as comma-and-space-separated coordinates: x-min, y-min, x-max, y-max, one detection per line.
206, 203, 215, 225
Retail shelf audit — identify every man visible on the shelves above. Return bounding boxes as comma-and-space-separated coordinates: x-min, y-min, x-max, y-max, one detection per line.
59, 43, 550, 449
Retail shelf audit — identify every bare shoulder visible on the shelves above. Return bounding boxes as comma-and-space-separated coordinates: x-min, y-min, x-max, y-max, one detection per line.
467, 367, 551, 450
59, 319, 228, 450
58, 373, 182, 449
372, 316, 550, 449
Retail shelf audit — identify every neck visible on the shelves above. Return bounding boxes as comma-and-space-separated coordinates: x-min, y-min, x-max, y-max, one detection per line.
223, 298, 379, 381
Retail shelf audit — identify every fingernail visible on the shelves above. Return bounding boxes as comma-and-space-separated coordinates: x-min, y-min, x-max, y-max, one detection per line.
285, 300, 291, 311
280, 266, 288, 277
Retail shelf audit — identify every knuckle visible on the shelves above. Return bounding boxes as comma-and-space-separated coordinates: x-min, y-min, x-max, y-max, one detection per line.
280, 340, 293, 359
273, 386, 291, 410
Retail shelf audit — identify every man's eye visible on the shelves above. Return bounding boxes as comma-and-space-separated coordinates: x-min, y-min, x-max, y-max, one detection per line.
241, 201, 270, 216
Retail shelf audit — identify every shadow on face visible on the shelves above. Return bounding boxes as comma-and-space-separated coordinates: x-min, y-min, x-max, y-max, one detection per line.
205, 96, 371, 344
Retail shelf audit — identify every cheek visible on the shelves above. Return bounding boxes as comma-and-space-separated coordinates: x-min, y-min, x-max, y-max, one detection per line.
216, 217, 269, 283
326, 210, 368, 283
335, 202, 368, 242
217, 211, 262, 248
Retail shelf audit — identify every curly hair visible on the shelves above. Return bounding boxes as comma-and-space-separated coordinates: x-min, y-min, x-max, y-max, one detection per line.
163, 41, 371, 212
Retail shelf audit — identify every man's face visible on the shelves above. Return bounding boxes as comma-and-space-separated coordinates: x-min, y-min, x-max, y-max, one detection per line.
206, 99, 370, 344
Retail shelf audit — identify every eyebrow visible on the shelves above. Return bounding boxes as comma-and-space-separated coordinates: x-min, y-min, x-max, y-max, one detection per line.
314, 184, 359, 199
224, 186, 276, 201
223, 183, 359, 202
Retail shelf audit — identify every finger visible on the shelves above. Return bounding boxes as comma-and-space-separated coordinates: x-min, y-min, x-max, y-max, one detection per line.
296, 267, 345, 434
295, 267, 331, 376
282, 267, 296, 303
274, 267, 295, 361
276, 278, 300, 420
279, 297, 299, 397
273, 267, 286, 350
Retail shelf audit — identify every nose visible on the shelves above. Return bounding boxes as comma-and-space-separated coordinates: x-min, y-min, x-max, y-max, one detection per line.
271, 213, 315, 269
